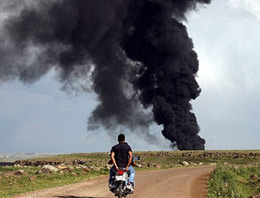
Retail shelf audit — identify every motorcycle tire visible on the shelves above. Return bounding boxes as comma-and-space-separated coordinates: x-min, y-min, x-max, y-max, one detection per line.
118, 182, 123, 198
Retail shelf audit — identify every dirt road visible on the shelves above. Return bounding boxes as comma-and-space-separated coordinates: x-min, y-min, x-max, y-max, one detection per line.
13, 166, 214, 198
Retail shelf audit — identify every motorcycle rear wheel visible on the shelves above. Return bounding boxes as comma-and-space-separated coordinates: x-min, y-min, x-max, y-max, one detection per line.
118, 182, 123, 198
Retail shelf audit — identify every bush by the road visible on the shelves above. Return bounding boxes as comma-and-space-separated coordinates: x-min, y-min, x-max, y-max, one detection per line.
208, 164, 260, 198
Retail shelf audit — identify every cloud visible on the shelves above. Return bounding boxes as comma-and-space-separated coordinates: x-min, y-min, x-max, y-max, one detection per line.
229, 0, 260, 19
186, 0, 260, 149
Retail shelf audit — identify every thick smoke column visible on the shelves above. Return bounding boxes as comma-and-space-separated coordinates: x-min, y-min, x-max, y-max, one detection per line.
0, 0, 211, 150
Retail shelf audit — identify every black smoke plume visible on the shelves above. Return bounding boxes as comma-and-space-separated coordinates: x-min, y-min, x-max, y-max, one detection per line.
0, 0, 211, 150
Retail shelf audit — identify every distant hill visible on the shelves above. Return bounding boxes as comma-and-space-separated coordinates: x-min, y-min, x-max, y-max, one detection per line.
0, 153, 59, 163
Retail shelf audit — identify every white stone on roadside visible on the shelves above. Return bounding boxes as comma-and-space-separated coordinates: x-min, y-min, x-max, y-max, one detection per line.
42, 165, 58, 172
14, 170, 25, 175
181, 161, 189, 166
57, 165, 70, 170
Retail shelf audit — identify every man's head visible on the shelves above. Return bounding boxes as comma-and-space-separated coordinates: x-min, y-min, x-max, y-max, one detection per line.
118, 134, 125, 142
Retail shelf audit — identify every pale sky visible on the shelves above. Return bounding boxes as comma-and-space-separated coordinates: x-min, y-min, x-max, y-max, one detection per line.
0, 0, 260, 153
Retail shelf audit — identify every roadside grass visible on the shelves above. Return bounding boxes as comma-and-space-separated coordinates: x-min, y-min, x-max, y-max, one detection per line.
0, 167, 108, 198
208, 164, 260, 198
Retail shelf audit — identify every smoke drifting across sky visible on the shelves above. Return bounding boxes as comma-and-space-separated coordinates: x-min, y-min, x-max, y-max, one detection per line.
0, 0, 211, 150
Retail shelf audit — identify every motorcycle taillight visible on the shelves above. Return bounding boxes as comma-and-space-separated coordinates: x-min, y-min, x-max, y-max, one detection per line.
118, 170, 124, 175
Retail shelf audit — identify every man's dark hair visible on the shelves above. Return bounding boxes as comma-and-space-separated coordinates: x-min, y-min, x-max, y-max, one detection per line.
118, 134, 125, 142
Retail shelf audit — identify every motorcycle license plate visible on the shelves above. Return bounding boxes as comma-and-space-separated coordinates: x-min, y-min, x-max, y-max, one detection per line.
115, 175, 125, 180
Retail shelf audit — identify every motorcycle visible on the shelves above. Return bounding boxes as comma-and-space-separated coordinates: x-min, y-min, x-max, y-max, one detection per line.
112, 168, 133, 198
110, 156, 140, 198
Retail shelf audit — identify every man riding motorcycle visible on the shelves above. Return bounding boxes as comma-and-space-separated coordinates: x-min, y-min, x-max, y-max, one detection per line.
108, 134, 135, 193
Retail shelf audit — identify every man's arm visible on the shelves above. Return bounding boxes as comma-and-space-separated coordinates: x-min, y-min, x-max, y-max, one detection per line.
111, 152, 119, 170
126, 151, 132, 171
